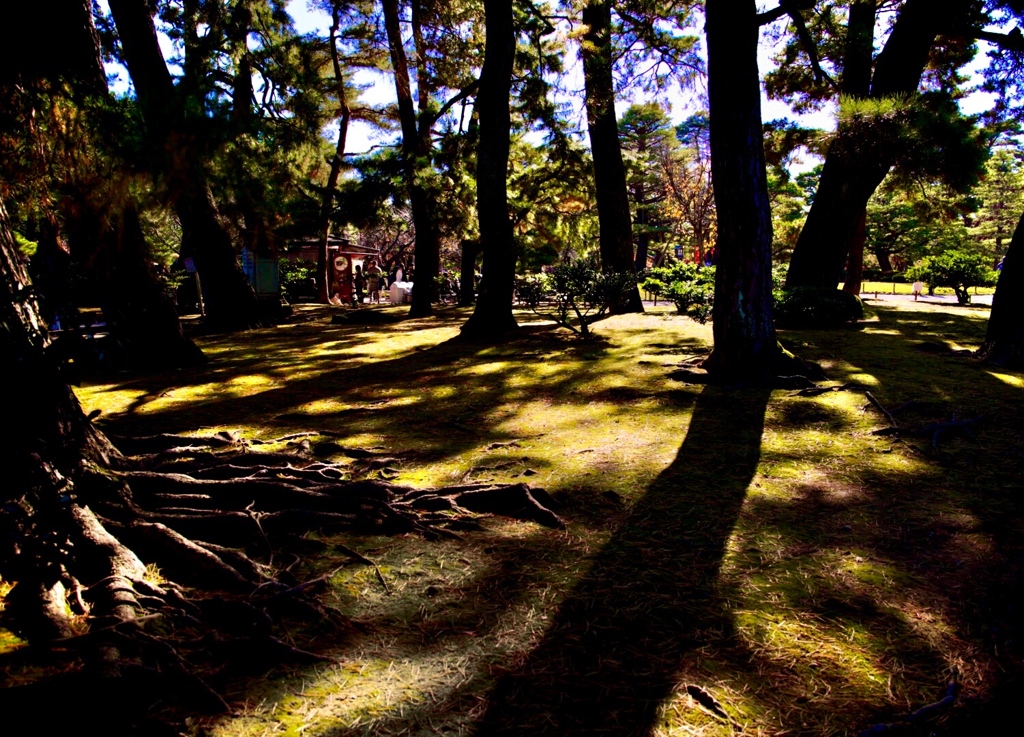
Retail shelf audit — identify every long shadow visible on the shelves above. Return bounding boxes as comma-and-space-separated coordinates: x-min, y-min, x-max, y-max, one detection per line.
474, 385, 770, 736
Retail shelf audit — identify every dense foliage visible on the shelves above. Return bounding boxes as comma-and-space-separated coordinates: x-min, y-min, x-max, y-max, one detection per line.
907, 248, 999, 304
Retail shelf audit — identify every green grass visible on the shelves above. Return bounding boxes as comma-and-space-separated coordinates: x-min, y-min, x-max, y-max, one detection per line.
45, 301, 1024, 734
857, 281, 995, 297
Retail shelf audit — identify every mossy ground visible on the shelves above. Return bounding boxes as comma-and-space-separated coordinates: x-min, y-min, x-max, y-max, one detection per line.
10, 299, 1022, 735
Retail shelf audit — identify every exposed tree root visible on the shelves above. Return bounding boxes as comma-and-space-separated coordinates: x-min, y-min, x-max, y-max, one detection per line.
1, 431, 563, 732
865, 393, 983, 448
857, 671, 959, 736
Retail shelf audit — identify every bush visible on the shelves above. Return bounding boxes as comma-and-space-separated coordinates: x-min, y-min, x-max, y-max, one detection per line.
639, 277, 667, 305
644, 263, 716, 323
518, 260, 635, 338
279, 259, 317, 302
775, 287, 864, 328
906, 249, 997, 305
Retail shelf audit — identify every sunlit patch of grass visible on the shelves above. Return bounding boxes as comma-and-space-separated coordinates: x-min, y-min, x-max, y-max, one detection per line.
0, 578, 28, 655
987, 371, 1024, 389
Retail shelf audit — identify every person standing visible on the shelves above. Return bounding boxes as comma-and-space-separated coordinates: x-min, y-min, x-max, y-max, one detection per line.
365, 259, 383, 305
353, 264, 365, 305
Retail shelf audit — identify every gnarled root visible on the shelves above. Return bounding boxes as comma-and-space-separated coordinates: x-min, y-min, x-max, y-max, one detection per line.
2, 432, 562, 729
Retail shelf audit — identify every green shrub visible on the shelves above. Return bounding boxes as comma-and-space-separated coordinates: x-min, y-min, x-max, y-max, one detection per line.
667, 278, 714, 323
906, 249, 997, 305
518, 260, 635, 338
639, 277, 667, 305
643, 263, 716, 322
279, 259, 317, 302
775, 287, 864, 328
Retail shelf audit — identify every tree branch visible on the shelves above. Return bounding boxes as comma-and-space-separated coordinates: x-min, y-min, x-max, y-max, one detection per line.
430, 80, 481, 125
756, 0, 816, 27
969, 27, 1024, 53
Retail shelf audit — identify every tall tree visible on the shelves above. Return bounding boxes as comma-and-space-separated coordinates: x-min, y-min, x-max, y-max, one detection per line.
619, 103, 675, 271
107, 0, 263, 330
580, 0, 643, 311
316, 2, 356, 303
461, 0, 517, 337
667, 114, 716, 264
781, 0, 1010, 289
702, 0, 778, 384
381, 0, 479, 317
969, 146, 1024, 267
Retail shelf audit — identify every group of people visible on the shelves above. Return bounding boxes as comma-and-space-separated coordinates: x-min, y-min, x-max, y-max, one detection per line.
352, 259, 383, 305
352, 259, 406, 305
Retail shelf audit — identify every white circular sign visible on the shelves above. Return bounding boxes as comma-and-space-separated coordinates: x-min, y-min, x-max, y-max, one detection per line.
333, 255, 348, 271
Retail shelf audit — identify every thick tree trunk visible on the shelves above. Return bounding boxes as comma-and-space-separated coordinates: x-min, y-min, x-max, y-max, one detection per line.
108, 0, 262, 330
843, 209, 867, 295
786, 0, 946, 288
174, 185, 263, 329
702, 0, 778, 384
1, 196, 125, 642
979, 209, 1024, 368
459, 239, 479, 306
461, 0, 518, 339
382, 0, 441, 318
873, 245, 894, 274
4, 1, 106, 94
580, 0, 643, 312
70, 202, 206, 368
1, 199, 112, 474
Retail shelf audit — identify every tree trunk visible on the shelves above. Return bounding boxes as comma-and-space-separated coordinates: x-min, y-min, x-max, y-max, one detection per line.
1, 195, 126, 643
786, 0, 946, 288
71, 202, 206, 368
842, 209, 867, 295
174, 184, 263, 330
317, 5, 352, 304
107, 0, 262, 330
701, 0, 778, 384
459, 239, 479, 306
979, 209, 1024, 368
580, 0, 643, 312
3, 1, 107, 94
382, 0, 441, 318
873, 245, 894, 274
1, 198, 113, 474
634, 181, 650, 272
461, 0, 518, 338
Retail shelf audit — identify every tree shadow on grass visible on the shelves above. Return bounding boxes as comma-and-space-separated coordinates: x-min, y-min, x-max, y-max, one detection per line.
474, 385, 770, 736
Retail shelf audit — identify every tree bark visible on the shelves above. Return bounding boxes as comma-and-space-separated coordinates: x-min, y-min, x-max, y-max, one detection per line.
108, 0, 262, 330
317, 5, 352, 304
459, 239, 479, 306
634, 179, 650, 272
71, 202, 206, 368
2, 200, 123, 643
0, 198, 113, 475
382, 0, 442, 317
461, 0, 518, 338
3, 1, 106, 94
702, 0, 778, 384
786, 0, 948, 288
7, 1, 206, 366
580, 0, 643, 312
979, 209, 1024, 368
842, 209, 867, 295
